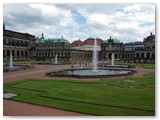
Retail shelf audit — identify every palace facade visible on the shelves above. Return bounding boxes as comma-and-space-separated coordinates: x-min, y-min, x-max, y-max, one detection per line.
3, 26, 155, 64
3, 24, 35, 60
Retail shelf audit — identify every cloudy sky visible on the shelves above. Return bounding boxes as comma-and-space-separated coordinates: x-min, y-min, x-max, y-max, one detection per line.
3, 4, 155, 43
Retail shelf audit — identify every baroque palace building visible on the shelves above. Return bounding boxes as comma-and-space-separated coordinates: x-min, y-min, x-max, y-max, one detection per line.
32, 34, 93, 64
3, 25, 155, 64
100, 36, 123, 61
3, 24, 36, 60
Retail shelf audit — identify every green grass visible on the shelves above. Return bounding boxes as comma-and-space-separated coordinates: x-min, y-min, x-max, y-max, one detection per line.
115, 60, 155, 69
13, 60, 32, 64
4, 72, 155, 116
4, 60, 52, 65
131, 63, 155, 69
3, 59, 32, 65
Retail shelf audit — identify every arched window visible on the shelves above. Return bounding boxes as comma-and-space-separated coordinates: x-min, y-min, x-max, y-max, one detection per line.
48, 52, 50, 56
146, 52, 150, 59
122, 54, 124, 58
141, 53, 144, 58
20, 41, 23, 47
136, 53, 140, 58
21, 51, 24, 57
7, 50, 10, 57
12, 40, 15, 46
17, 50, 19, 57
25, 51, 28, 57
115, 54, 118, 59
152, 53, 155, 59
16, 40, 19, 46
12, 50, 15, 57
109, 53, 112, 59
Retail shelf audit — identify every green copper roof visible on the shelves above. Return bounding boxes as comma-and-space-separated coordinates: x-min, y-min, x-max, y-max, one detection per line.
103, 40, 109, 43
112, 39, 120, 43
36, 38, 68, 43
103, 38, 120, 44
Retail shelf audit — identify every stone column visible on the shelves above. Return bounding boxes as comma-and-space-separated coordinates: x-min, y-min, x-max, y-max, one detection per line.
144, 52, 147, 58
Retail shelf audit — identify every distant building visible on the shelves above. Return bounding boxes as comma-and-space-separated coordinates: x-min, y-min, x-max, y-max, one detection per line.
123, 41, 144, 51
32, 34, 71, 63
100, 36, 123, 60
121, 33, 155, 63
71, 38, 103, 51
70, 39, 83, 50
3, 25, 155, 63
3, 24, 36, 59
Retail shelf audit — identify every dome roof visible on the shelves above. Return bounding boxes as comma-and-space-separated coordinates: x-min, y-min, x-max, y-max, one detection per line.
112, 39, 120, 43
103, 40, 109, 43
36, 38, 68, 43
84, 38, 103, 45
103, 38, 120, 44
146, 32, 155, 41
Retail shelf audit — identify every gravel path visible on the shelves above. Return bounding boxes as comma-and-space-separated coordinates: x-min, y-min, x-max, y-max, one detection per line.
3, 100, 88, 116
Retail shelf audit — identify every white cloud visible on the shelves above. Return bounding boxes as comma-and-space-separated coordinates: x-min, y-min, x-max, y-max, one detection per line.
3, 4, 155, 43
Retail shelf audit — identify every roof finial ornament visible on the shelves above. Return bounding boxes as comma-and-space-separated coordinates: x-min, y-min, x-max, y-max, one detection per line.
3, 23, 5, 30
41, 32, 44, 39
150, 32, 152, 36
110, 36, 111, 39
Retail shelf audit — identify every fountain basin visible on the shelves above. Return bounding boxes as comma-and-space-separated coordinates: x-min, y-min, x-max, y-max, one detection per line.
106, 64, 134, 68
46, 68, 135, 78
3, 65, 31, 72
98, 64, 135, 68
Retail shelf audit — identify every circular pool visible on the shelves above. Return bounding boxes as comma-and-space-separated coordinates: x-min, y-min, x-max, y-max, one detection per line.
46, 68, 135, 78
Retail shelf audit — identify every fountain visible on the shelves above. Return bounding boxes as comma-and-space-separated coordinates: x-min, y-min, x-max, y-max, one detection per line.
3, 51, 30, 72
80, 62, 84, 69
111, 53, 114, 66
55, 54, 58, 64
46, 38, 134, 78
106, 53, 131, 68
10, 52, 13, 68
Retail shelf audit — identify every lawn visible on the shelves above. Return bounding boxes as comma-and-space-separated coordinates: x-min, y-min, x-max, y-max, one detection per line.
115, 60, 155, 69
3, 72, 155, 116
4, 59, 53, 65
